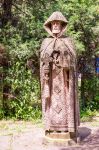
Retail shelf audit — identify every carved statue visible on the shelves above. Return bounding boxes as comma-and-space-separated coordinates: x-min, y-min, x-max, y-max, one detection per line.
40, 11, 80, 139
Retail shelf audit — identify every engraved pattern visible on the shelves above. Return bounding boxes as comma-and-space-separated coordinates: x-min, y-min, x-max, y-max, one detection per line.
54, 85, 61, 94
54, 105, 62, 114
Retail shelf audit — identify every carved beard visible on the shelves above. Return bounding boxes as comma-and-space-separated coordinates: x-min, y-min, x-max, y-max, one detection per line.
52, 29, 61, 34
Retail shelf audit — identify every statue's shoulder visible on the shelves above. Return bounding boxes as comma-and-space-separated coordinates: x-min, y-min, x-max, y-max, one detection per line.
61, 36, 76, 56
62, 36, 75, 48
40, 37, 53, 52
41, 37, 53, 43
61, 36, 74, 44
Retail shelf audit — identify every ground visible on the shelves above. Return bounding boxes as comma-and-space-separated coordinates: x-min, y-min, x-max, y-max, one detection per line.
0, 117, 99, 150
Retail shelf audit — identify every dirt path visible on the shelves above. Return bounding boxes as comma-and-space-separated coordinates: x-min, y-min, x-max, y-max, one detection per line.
0, 120, 99, 150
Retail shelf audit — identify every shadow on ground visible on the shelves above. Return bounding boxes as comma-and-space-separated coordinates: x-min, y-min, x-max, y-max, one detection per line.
78, 127, 91, 140
60, 128, 99, 150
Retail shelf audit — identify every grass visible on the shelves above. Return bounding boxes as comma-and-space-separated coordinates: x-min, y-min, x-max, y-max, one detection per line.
0, 119, 42, 136
81, 109, 99, 122
0, 109, 98, 136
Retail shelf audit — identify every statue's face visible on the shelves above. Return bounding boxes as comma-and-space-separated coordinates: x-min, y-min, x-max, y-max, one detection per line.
51, 20, 62, 34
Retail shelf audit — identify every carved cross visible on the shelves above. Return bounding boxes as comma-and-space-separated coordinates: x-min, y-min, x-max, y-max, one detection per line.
41, 53, 52, 68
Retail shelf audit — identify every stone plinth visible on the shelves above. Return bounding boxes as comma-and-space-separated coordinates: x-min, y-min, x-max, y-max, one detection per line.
42, 131, 80, 146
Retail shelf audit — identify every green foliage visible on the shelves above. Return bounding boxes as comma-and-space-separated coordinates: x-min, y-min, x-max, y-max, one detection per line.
0, 108, 4, 119
3, 61, 41, 120
80, 109, 98, 122
0, 0, 99, 120
58, 0, 98, 54
80, 76, 99, 110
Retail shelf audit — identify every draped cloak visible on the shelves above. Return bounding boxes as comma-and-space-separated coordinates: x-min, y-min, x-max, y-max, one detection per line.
40, 12, 80, 133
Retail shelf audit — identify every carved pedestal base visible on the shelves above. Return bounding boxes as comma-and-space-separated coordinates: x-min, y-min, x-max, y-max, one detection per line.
42, 131, 80, 146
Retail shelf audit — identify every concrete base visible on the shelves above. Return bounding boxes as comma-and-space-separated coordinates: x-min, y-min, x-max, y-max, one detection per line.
42, 132, 80, 146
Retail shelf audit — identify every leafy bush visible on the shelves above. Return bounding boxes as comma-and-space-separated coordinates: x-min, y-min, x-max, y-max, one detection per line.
2, 61, 41, 120
80, 76, 99, 111
80, 109, 98, 122
0, 108, 4, 119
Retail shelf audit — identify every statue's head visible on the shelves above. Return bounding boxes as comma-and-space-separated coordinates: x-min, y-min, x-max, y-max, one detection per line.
51, 20, 62, 34
44, 11, 68, 37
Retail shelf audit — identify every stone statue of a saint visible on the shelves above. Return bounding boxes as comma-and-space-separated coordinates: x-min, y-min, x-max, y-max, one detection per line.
40, 11, 80, 140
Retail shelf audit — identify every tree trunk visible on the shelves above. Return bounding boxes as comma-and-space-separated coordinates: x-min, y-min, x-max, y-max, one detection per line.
2, 0, 12, 26
81, 74, 85, 109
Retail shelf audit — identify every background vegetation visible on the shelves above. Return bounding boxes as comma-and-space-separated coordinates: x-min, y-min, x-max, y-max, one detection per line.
0, 0, 99, 121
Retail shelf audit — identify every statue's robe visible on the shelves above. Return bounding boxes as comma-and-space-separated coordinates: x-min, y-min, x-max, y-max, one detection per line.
40, 12, 80, 133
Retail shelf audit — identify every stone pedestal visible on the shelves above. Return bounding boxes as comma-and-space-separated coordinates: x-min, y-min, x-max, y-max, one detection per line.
42, 131, 80, 146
